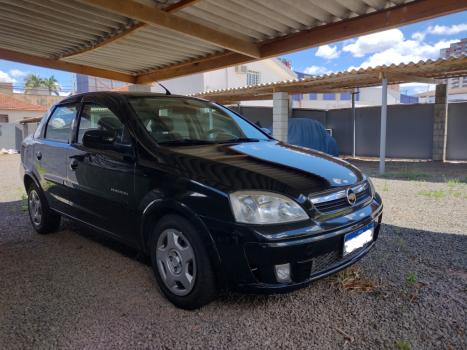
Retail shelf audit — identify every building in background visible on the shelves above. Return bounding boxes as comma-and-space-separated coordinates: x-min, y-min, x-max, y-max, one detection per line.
417, 86, 467, 103
0, 92, 47, 124
440, 38, 467, 89
0, 83, 60, 123
291, 71, 411, 109
75, 74, 128, 93
158, 58, 297, 107
73, 57, 422, 108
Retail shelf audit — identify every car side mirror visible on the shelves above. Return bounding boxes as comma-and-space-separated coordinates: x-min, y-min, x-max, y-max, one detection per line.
261, 127, 272, 136
82, 129, 116, 150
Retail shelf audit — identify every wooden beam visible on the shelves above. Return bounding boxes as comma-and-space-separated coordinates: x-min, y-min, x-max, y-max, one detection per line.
80, 0, 260, 58
0, 48, 136, 83
60, 23, 146, 58
384, 72, 438, 84
61, 0, 199, 58
165, 0, 201, 12
260, 0, 467, 57
136, 0, 467, 82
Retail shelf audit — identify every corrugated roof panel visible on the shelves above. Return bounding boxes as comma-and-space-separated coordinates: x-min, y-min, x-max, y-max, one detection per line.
0, 0, 133, 57
62, 25, 223, 74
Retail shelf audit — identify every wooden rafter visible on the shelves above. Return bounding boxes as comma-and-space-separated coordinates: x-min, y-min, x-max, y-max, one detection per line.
0, 47, 136, 83
80, 0, 260, 58
136, 0, 467, 83
61, 0, 200, 59
165, 0, 201, 12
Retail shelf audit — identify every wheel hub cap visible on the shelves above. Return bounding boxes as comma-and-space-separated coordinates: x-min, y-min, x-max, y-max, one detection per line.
156, 229, 196, 296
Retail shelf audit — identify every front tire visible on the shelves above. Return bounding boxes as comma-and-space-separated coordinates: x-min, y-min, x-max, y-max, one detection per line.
149, 214, 217, 309
27, 182, 61, 234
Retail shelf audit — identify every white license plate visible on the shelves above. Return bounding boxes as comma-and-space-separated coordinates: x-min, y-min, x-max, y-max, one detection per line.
343, 223, 374, 256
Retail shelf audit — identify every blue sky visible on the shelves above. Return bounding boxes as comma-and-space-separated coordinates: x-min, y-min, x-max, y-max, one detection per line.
0, 11, 466, 95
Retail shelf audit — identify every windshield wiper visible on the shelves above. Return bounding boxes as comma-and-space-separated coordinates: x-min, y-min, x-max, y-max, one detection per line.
218, 137, 261, 144
158, 139, 217, 146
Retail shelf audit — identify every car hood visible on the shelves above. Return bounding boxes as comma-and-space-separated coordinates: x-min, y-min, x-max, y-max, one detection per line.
160, 141, 364, 197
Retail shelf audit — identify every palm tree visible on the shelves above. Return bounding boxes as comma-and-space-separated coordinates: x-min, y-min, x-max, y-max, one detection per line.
24, 74, 43, 90
24, 74, 60, 95
42, 76, 60, 96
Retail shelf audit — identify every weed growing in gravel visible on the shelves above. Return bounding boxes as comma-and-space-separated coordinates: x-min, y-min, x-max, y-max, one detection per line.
405, 272, 417, 288
20, 193, 28, 212
331, 266, 376, 292
416, 189, 447, 199
395, 340, 412, 350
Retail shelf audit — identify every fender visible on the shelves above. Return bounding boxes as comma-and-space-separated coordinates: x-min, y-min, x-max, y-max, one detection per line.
23, 169, 41, 191
138, 195, 227, 289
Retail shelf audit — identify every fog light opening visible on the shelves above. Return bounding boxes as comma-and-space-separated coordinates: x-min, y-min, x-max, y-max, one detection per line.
274, 263, 291, 283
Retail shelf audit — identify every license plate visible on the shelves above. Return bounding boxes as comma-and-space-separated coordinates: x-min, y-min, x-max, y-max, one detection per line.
343, 223, 374, 256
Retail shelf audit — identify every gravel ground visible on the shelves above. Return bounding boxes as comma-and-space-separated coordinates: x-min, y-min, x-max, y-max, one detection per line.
0, 154, 466, 350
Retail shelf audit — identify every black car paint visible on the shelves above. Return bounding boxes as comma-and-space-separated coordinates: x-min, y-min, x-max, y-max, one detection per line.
21, 92, 383, 293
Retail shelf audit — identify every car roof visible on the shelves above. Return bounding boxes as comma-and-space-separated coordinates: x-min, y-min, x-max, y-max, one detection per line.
58, 91, 208, 105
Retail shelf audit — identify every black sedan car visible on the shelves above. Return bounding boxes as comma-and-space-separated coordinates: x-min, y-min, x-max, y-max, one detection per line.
21, 92, 382, 309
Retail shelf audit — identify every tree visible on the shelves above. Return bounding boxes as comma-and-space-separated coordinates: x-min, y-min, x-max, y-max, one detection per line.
42, 76, 60, 96
24, 74, 43, 89
23, 74, 60, 95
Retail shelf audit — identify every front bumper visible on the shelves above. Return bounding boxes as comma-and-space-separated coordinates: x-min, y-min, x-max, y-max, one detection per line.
203, 196, 383, 293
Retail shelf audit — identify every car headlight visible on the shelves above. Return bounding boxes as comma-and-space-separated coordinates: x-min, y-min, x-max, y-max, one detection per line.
229, 191, 309, 224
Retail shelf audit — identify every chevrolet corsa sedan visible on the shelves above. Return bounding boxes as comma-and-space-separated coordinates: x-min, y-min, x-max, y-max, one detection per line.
21, 92, 383, 309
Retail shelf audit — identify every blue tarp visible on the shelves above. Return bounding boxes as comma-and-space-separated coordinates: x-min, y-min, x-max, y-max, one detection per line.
287, 118, 339, 156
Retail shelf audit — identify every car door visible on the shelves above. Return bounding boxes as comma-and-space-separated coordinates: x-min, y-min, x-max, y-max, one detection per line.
66, 102, 137, 244
35, 103, 78, 215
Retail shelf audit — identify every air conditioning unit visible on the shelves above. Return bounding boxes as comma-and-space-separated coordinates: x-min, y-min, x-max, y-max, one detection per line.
235, 65, 248, 74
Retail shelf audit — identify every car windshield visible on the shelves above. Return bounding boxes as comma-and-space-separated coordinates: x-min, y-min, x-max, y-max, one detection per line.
128, 97, 271, 145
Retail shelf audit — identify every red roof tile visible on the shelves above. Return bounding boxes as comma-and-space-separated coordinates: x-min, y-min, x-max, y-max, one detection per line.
0, 93, 48, 112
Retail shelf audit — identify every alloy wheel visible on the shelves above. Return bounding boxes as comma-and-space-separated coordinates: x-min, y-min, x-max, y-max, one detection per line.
28, 189, 42, 226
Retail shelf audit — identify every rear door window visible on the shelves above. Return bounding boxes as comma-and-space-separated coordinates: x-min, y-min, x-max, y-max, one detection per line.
45, 105, 77, 142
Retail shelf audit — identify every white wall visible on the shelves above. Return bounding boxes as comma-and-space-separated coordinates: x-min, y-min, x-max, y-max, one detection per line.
157, 58, 296, 98
0, 109, 44, 124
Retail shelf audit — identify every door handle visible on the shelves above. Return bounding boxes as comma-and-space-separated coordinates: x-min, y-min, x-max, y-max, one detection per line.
36, 151, 42, 160
69, 159, 79, 170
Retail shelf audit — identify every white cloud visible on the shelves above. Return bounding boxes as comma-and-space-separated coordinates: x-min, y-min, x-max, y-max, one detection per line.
412, 23, 467, 41
9, 69, 28, 78
0, 70, 15, 83
343, 29, 404, 57
303, 65, 332, 75
315, 44, 340, 59
356, 39, 459, 68
429, 23, 467, 35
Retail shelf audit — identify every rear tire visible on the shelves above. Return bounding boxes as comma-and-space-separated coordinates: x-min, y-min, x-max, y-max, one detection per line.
149, 214, 217, 309
27, 182, 61, 234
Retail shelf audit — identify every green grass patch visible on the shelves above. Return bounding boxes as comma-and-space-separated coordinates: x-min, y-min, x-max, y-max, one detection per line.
20, 193, 28, 212
395, 340, 412, 350
380, 171, 431, 181
405, 272, 417, 288
417, 189, 447, 199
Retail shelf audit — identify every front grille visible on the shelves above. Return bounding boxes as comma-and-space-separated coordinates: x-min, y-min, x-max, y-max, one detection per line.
310, 181, 372, 214
310, 250, 340, 274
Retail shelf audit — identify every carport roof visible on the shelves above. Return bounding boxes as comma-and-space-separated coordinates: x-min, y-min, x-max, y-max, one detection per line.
191, 56, 467, 103
0, 0, 466, 84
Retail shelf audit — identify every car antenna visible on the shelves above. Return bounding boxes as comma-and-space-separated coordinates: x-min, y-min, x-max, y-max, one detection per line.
157, 82, 171, 95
